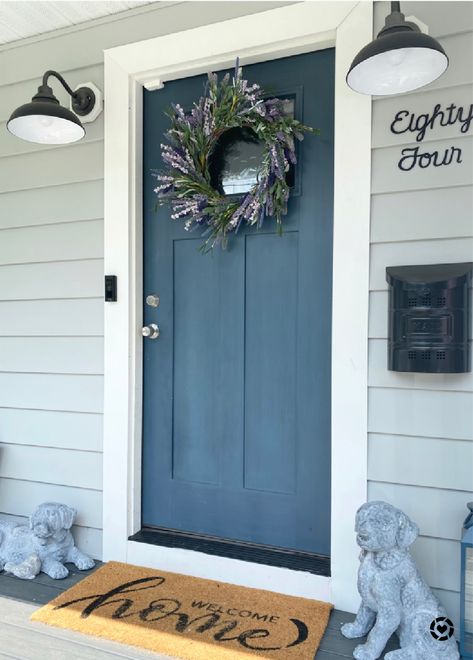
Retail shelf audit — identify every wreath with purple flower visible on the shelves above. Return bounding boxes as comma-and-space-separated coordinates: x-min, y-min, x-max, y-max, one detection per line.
154, 60, 318, 251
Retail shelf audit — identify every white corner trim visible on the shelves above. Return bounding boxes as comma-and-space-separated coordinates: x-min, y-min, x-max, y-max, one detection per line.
330, 0, 372, 613
103, 0, 372, 612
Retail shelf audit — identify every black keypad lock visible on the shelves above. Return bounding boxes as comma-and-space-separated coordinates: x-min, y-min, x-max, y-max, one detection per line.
386, 263, 472, 373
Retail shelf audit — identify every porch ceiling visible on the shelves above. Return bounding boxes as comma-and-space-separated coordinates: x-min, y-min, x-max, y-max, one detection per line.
0, 1, 156, 46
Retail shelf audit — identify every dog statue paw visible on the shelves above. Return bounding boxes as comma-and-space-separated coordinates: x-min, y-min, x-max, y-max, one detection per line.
4, 554, 41, 580
342, 501, 459, 660
353, 643, 378, 660
342, 622, 372, 639
0, 502, 95, 580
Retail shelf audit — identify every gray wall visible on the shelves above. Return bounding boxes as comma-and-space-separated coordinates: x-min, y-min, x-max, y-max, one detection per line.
0, 0, 472, 629
0, 1, 288, 559
368, 1, 473, 629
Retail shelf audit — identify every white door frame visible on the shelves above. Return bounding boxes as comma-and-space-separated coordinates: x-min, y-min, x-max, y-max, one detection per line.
103, 0, 372, 613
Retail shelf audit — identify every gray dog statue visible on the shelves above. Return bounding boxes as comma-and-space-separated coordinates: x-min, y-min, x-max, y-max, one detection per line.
0, 502, 95, 580
341, 501, 459, 660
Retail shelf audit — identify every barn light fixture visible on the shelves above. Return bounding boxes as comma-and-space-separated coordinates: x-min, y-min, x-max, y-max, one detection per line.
7, 70, 102, 144
346, 1, 449, 96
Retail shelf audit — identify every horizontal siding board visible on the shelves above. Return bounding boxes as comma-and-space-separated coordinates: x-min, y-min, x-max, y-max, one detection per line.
0, 478, 102, 528
0, 337, 103, 374
0, 2, 287, 85
0, 444, 102, 490
368, 433, 473, 490
369, 339, 473, 391
0, 219, 103, 265
369, 291, 388, 337
374, 2, 473, 39
368, 388, 473, 440
0, 373, 103, 413
72, 525, 102, 560
371, 135, 473, 195
0, 259, 103, 300
411, 536, 460, 593
0, 180, 103, 230
0, 141, 103, 194
368, 481, 471, 542
0, 298, 103, 336
0, 64, 104, 123
372, 84, 473, 149
370, 186, 473, 243
370, 239, 473, 290
369, 290, 473, 338
0, 408, 102, 451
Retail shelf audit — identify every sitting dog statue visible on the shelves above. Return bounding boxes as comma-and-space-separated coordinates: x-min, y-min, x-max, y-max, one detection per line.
0, 502, 95, 580
341, 501, 459, 660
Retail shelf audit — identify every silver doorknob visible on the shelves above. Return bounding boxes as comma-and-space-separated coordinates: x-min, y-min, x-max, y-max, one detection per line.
142, 323, 160, 339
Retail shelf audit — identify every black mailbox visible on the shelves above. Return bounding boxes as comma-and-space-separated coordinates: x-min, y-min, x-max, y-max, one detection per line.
386, 263, 473, 373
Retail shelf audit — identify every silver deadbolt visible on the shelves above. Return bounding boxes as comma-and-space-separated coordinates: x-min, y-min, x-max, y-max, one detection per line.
146, 294, 160, 308
142, 323, 160, 339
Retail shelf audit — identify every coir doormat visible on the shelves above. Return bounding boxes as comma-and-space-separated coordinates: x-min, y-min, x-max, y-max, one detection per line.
32, 561, 333, 660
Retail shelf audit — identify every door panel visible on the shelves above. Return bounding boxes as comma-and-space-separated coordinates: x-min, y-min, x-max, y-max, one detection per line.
244, 232, 299, 495
142, 50, 334, 556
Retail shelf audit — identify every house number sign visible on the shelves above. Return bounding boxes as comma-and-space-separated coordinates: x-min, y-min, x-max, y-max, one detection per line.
390, 102, 473, 171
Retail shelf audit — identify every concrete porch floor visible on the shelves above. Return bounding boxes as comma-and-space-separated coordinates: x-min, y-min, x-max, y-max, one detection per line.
0, 567, 397, 659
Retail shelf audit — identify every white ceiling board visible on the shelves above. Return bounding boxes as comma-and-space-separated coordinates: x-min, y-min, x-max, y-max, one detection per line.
0, 1, 155, 45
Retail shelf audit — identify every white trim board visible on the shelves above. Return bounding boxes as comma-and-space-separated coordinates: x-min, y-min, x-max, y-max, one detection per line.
103, 0, 372, 614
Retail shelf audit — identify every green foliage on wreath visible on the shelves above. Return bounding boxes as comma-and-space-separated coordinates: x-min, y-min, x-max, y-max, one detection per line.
154, 60, 318, 251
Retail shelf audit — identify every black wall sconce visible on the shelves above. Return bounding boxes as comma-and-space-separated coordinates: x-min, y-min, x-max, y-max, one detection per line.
386, 263, 473, 374
347, 1, 449, 95
7, 70, 102, 145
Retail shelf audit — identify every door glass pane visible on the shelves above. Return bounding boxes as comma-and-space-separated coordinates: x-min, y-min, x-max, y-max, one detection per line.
210, 98, 296, 196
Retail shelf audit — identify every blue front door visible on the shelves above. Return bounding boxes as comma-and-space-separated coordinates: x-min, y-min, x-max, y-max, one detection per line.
142, 50, 334, 557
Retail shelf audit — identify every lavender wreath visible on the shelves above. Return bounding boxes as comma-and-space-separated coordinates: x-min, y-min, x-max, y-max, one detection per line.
154, 60, 318, 251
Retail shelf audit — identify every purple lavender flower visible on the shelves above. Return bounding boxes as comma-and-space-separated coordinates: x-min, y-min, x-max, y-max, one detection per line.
234, 57, 241, 81
284, 147, 297, 165
258, 204, 266, 228
154, 57, 316, 249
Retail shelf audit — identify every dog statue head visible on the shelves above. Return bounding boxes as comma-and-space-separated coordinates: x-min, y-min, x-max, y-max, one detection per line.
30, 503, 76, 544
355, 501, 419, 553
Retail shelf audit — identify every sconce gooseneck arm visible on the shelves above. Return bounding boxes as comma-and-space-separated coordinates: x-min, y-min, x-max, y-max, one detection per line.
42, 70, 79, 98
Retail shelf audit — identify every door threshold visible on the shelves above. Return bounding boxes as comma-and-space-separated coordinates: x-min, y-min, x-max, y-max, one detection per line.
129, 527, 330, 577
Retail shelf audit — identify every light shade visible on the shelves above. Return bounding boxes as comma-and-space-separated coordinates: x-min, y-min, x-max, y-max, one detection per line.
7, 85, 85, 144
347, 5, 449, 96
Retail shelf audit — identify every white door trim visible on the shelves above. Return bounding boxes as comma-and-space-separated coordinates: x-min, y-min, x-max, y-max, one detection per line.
103, 0, 372, 613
